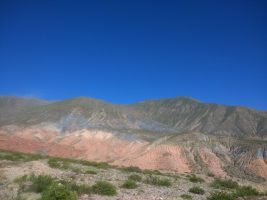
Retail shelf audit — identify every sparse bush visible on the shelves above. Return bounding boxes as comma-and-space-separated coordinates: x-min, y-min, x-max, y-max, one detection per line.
92, 181, 117, 196
72, 167, 82, 173
84, 170, 97, 174
61, 181, 92, 195
207, 191, 234, 200
143, 169, 163, 175
14, 175, 28, 185
180, 194, 192, 199
62, 162, 71, 170
144, 176, 171, 187
188, 174, 204, 183
48, 159, 84, 173
74, 184, 92, 195
260, 190, 267, 196
128, 174, 142, 182
207, 172, 215, 177
211, 178, 239, 189
79, 160, 110, 169
48, 157, 109, 173
121, 179, 138, 189
189, 186, 205, 195
121, 166, 142, 173
48, 158, 61, 168
28, 174, 54, 193
234, 185, 259, 197
0, 150, 42, 162
40, 182, 77, 200
0, 150, 110, 170
0, 170, 7, 185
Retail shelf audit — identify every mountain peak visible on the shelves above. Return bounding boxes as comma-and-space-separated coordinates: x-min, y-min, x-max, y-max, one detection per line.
174, 96, 201, 103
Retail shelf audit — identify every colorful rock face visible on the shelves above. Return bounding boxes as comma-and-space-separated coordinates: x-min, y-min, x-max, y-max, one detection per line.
0, 96, 266, 183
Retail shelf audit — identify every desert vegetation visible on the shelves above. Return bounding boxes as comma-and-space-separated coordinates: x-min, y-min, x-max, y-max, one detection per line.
0, 149, 265, 200
91, 181, 117, 196
211, 178, 239, 189
189, 186, 205, 195
144, 175, 172, 187
121, 179, 138, 189
188, 174, 205, 183
180, 194, 193, 199
128, 174, 142, 182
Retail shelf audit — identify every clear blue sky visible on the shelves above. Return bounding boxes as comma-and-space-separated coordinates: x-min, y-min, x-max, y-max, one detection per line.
0, 0, 266, 110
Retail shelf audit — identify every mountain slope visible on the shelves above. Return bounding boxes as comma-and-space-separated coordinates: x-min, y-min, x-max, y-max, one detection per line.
0, 96, 267, 184
0, 96, 266, 138
132, 97, 267, 138
0, 96, 50, 123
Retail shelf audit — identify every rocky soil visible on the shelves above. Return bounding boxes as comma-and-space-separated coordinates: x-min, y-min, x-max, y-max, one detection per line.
0, 150, 266, 200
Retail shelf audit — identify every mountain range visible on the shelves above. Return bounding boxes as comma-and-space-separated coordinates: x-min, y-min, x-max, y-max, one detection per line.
0, 96, 267, 185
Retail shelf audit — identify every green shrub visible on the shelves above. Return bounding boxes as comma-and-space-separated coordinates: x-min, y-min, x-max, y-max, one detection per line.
188, 174, 204, 183
211, 178, 239, 189
40, 182, 77, 200
92, 181, 117, 196
234, 185, 259, 197
14, 174, 54, 192
121, 166, 142, 173
62, 181, 92, 195
62, 162, 71, 170
180, 194, 192, 199
128, 174, 142, 182
48, 158, 61, 168
121, 179, 138, 189
259, 190, 267, 196
144, 176, 171, 187
16, 174, 92, 196
0, 150, 43, 162
143, 169, 163, 175
188, 186, 205, 195
72, 167, 82, 173
14, 175, 28, 185
79, 160, 110, 169
73, 184, 92, 195
0, 150, 111, 170
48, 157, 109, 172
28, 174, 54, 193
84, 170, 97, 174
207, 192, 234, 200
47, 158, 71, 170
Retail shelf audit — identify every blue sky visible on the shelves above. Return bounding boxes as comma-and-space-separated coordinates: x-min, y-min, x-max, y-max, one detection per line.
0, 0, 266, 109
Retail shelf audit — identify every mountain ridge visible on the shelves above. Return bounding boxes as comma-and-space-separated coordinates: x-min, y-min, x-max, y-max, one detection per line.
1, 95, 265, 111
0, 95, 266, 138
